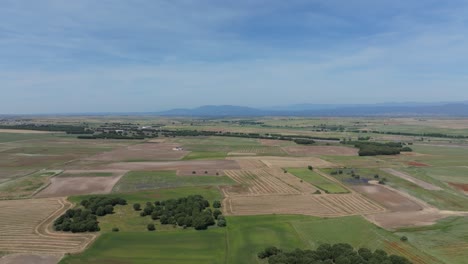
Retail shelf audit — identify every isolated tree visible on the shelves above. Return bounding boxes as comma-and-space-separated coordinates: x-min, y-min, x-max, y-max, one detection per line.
133, 203, 141, 211
112, 227, 119, 232
147, 223, 156, 231
308, 165, 313, 170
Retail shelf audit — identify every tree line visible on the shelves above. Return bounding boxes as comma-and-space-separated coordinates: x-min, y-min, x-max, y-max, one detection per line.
258, 243, 412, 264
342, 141, 412, 156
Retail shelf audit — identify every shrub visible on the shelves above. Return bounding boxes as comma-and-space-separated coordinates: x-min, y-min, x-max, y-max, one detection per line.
213, 200, 221, 208
112, 227, 119, 232
147, 223, 156, 231
133, 203, 141, 211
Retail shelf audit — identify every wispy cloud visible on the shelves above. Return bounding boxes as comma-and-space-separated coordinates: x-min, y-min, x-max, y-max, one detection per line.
1, 0, 468, 113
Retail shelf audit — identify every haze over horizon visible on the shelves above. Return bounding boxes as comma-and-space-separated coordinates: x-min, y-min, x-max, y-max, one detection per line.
2, 1, 468, 114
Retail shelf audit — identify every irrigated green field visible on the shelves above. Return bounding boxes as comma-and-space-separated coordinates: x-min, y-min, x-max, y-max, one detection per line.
61, 214, 439, 264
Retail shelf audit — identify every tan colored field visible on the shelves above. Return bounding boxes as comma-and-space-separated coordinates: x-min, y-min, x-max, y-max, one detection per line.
230, 156, 336, 168
35, 175, 124, 198
224, 194, 385, 217
232, 159, 267, 169
85, 142, 189, 161
224, 168, 317, 196
282, 146, 358, 156
0, 198, 95, 254
97, 160, 240, 171
0, 254, 61, 264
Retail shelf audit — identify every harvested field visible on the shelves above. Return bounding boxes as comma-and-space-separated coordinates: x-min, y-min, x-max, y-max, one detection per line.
408, 162, 430, 167
0, 198, 94, 254
0, 254, 61, 264
282, 146, 358, 156
58, 169, 127, 177
353, 184, 422, 212
97, 160, 240, 171
224, 194, 385, 217
449, 182, 468, 194
259, 139, 288, 146
35, 174, 124, 198
382, 168, 442, 191
85, 142, 189, 161
233, 159, 267, 169
229, 156, 336, 168
223, 168, 317, 196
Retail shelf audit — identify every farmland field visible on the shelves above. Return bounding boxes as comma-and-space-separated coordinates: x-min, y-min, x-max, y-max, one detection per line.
287, 168, 349, 193
112, 170, 235, 193
60, 215, 439, 264
1, 116, 468, 264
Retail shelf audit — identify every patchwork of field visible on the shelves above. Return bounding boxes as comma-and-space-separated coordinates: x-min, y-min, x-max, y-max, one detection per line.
85, 142, 189, 161
0, 198, 94, 254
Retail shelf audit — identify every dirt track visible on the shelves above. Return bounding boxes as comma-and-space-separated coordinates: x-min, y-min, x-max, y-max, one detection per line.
382, 168, 442, 190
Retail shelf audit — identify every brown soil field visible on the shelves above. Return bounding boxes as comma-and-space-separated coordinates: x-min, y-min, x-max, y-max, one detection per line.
228, 146, 286, 155
57, 169, 128, 177
382, 168, 442, 191
353, 184, 422, 212
230, 156, 336, 168
282, 146, 358, 156
35, 175, 124, 198
224, 193, 385, 217
408, 161, 430, 167
259, 139, 286, 146
0, 254, 61, 264
0, 198, 95, 254
366, 209, 468, 230
85, 142, 189, 161
97, 160, 241, 171
449, 182, 468, 194
223, 168, 317, 196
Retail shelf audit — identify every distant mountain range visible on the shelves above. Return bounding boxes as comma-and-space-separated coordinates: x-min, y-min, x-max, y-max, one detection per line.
157, 102, 468, 117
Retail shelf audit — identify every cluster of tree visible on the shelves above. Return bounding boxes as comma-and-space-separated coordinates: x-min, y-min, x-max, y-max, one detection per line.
134, 195, 225, 230
77, 132, 145, 140
0, 124, 91, 134
54, 208, 99, 233
80, 196, 127, 216
54, 196, 127, 233
343, 141, 411, 156
294, 139, 316, 145
258, 243, 412, 264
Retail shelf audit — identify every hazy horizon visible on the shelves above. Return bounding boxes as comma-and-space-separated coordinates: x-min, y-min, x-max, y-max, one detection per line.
2, 1, 468, 114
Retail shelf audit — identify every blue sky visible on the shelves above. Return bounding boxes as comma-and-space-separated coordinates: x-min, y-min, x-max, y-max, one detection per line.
1, 0, 468, 113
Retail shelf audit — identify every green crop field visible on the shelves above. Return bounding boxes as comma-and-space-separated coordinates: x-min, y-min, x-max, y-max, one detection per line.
61, 215, 437, 264
287, 168, 349, 193
396, 217, 468, 264
112, 171, 235, 193
183, 151, 227, 160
